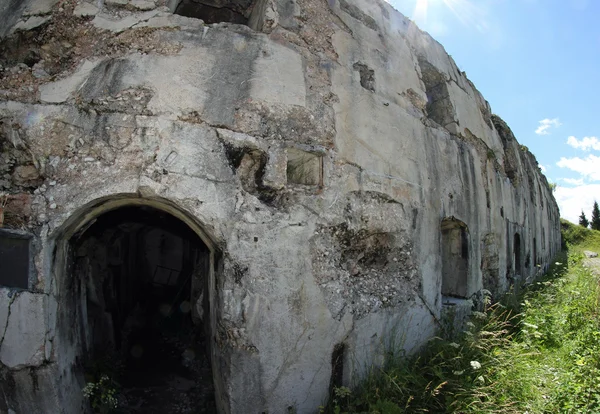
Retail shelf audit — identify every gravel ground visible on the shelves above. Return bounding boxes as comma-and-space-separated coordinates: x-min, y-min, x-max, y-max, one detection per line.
583, 251, 600, 275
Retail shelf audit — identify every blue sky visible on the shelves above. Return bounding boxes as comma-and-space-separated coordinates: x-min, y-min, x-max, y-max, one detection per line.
387, 0, 600, 223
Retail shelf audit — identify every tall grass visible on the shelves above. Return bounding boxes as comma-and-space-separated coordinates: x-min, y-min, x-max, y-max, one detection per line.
325, 223, 600, 413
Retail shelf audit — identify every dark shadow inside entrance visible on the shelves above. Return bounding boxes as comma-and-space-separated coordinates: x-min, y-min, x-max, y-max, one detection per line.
173, 0, 257, 25
72, 206, 216, 413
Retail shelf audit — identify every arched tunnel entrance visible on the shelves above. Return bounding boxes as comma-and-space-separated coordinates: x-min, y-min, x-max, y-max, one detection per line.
67, 205, 217, 413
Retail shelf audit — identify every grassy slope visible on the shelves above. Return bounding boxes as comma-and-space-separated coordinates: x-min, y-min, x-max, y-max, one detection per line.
326, 221, 600, 414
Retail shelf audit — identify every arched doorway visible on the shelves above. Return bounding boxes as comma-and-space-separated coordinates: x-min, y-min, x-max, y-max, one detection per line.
53, 198, 221, 413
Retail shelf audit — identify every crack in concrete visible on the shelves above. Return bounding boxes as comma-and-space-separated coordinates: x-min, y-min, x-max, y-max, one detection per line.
265, 325, 310, 401
0, 292, 19, 348
415, 291, 441, 327
159, 170, 233, 184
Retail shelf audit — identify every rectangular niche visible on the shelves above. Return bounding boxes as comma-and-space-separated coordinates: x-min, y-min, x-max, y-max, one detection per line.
441, 218, 469, 298
0, 229, 32, 290
170, 0, 270, 30
286, 148, 323, 186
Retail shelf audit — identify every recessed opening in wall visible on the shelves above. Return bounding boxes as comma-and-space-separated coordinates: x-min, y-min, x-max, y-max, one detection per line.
0, 229, 31, 289
69, 206, 216, 413
514, 233, 521, 275
441, 218, 469, 298
330, 343, 346, 391
172, 0, 260, 26
418, 58, 456, 128
287, 148, 323, 186
353, 62, 375, 92
542, 228, 545, 247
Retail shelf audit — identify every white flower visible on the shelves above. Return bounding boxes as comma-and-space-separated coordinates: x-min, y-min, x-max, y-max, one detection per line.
472, 311, 487, 320
453, 370, 464, 375
449, 342, 460, 349
476, 375, 485, 384
555, 262, 562, 265
523, 322, 539, 330
466, 321, 475, 328
470, 360, 482, 370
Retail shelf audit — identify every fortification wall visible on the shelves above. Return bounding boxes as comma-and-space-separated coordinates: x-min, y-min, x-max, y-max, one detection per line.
0, 0, 561, 412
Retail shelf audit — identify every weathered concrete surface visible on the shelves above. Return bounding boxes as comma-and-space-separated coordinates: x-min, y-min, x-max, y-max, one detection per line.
0, 291, 47, 369
0, 289, 10, 345
0, 0, 59, 37
1, 364, 63, 414
0, 0, 561, 413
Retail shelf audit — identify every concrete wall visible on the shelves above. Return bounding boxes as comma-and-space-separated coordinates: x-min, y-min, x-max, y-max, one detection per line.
0, 0, 561, 412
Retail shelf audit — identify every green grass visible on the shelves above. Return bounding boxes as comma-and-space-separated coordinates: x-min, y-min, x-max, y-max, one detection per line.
325, 221, 600, 414
561, 218, 600, 252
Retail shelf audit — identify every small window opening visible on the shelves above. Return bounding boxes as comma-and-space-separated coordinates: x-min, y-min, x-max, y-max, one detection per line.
441, 218, 469, 298
173, 0, 261, 26
287, 148, 323, 186
353, 62, 375, 92
330, 343, 346, 390
418, 58, 456, 129
0, 229, 31, 290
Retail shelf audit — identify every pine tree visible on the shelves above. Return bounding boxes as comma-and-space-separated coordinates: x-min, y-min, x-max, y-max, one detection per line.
592, 201, 600, 231
579, 210, 590, 228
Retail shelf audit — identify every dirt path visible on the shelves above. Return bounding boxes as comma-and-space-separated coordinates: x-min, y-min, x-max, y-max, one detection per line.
582, 250, 600, 275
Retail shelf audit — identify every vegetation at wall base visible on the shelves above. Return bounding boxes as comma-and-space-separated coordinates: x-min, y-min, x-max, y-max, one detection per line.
325, 221, 600, 414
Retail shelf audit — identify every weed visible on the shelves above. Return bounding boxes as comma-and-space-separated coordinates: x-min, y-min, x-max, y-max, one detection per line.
83, 375, 119, 414
82, 352, 124, 413
324, 223, 600, 413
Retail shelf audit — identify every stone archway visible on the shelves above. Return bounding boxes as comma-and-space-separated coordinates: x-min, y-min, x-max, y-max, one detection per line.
51, 195, 224, 414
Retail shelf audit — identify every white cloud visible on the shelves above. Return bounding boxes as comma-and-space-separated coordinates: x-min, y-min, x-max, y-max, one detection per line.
566, 136, 600, 151
539, 164, 547, 172
562, 177, 584, 186
556, 154, 600, 181
555, 184, 600, 223
535, 118, 561, 135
